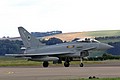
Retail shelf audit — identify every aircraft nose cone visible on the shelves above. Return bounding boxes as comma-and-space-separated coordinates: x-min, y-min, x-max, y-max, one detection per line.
99, 43, 114, 50
105, 44, 114, 49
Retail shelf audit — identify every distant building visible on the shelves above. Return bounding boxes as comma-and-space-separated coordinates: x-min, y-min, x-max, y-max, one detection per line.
31, 31, 62, 37
0, 30, 62, 41
0, 37, 22, 41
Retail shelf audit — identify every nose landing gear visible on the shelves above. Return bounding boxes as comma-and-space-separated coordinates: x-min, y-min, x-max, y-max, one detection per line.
79, 57, 84, 67
80, 62, 84, 67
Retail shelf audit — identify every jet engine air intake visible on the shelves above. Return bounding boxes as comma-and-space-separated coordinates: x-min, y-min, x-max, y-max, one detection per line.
80, 50, 89, 57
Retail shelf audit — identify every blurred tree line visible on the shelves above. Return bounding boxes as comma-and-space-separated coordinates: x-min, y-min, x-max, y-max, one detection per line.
0, 40, 23, 55
83, 53, 120, 61
40, 37, 63, 45
107, 42, 120, 55
0, 37, 63, 56
95, 36, 120, 40
0, 36, 120, 58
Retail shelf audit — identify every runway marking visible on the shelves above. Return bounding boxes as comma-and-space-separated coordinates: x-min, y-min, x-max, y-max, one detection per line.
7, 71, 14, 74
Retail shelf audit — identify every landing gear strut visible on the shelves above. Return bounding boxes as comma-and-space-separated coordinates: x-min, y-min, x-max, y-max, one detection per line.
43, 61, 49, 67
79, 50, 89, 67
79, 57, 84, 67
80, 52, 84, 67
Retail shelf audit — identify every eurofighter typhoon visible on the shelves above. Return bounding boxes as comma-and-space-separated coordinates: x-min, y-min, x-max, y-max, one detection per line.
6, 27, 113, 67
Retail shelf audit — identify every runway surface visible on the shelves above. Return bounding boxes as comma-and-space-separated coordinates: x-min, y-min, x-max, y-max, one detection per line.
0, 60, 120, 80
0, 67, 120, 80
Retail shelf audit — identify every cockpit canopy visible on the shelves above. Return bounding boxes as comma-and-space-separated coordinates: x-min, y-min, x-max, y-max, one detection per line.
76, 38, 100, 43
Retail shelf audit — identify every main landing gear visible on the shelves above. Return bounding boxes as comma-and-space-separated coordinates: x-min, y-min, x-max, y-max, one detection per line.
42, 56, 84, 67
63, 57, 84, 67
64, 58, 70, 67
43, 61, 49, 67
64, 61, 70, 67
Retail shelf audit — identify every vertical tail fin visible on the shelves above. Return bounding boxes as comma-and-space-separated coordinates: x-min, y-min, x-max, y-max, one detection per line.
18, 27, 44, 49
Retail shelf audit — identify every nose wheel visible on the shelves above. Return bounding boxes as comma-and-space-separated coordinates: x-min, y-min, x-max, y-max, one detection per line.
80, 56, 84, 67
80, 63, 84, 67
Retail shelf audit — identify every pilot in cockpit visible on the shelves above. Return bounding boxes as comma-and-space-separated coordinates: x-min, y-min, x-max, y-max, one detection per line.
76, 38, 100, 43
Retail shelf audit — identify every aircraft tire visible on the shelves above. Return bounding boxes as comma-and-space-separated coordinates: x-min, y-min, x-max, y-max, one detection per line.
43, 61, 49, 67
64, 62, 70, 67
80, 63, 84, 67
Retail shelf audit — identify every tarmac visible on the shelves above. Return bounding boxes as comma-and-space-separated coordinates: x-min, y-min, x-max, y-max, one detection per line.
0, 60, 120, 80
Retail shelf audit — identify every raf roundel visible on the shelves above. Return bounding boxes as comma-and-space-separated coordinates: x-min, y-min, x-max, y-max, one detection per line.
27, 35, 31, 40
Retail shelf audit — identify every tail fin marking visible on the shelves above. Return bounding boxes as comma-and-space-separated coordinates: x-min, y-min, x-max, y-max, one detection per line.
18, 27, 44, 49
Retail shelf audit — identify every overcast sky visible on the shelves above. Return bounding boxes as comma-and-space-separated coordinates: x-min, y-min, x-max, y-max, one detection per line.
0, 0, 120, 37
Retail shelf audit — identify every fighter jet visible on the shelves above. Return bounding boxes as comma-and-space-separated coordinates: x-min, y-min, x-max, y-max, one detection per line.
6, 27, 113, 67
